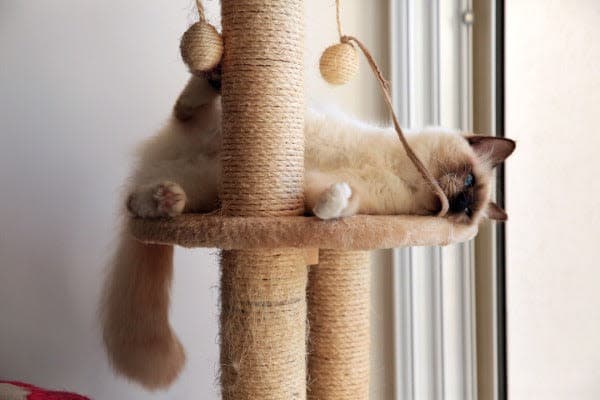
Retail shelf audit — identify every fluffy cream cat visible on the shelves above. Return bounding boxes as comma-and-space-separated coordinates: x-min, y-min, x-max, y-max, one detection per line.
100, 75, 515, 389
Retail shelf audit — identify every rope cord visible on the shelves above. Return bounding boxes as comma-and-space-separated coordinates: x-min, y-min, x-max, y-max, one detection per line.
195, 0, 206, 21
335, 0, 343, 39
341, 35, 450, 216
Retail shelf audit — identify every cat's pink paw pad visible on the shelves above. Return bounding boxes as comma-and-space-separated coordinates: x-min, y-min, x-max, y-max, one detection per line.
153, 182, 186, 217
313, 182, 352, 220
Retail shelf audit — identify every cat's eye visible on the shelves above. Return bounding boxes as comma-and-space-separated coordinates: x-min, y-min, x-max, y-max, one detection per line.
465, 207, 473, 217
464, 173, 474, 187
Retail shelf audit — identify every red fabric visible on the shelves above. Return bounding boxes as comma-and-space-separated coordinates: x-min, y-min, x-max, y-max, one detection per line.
1, 381, 89, 400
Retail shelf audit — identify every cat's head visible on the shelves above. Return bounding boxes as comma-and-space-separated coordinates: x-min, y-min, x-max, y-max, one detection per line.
424, 132, 515, 225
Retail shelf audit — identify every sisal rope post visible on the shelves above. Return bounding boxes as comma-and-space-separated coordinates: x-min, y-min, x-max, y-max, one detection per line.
220, 249, 307, 399
219, 0, 306, 399
308, 250, 371, 399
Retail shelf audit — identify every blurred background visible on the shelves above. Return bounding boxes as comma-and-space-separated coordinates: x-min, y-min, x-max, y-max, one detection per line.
0, 0, 598, 399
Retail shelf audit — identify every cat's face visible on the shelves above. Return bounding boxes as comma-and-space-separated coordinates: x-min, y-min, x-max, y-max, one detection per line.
430, 135, 515, 225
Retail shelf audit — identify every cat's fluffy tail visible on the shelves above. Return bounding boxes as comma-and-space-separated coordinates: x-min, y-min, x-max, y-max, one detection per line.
100, 228, 185, 390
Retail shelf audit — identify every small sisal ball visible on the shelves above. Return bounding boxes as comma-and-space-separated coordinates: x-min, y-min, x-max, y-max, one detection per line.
180, 22, 223, 74
319, 42, 359, 85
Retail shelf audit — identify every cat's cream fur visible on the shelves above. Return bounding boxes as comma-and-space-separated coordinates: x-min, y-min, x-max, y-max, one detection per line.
100, 76, 515, 389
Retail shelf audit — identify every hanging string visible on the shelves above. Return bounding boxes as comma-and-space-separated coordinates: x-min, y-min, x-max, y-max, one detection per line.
335, 0, 343, 39
195, 0, 206, 21
341, 35, 450, 217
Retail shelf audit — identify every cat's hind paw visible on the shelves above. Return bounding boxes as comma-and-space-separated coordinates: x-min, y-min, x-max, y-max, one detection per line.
313, 182, 352, 220
154, 182, 187, 217
128, 181, 187, 218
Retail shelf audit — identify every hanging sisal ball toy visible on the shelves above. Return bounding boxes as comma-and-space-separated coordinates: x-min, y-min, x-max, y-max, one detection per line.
319, 0, 359, 85
319, 42, 359, 85
180, 1, 223, 75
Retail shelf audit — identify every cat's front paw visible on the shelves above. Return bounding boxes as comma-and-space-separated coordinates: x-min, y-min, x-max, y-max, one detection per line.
313, 182, 352, 220
128, 181, 187, 218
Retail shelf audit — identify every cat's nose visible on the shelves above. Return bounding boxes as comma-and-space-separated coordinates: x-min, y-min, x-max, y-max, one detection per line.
450, 192, 470, 213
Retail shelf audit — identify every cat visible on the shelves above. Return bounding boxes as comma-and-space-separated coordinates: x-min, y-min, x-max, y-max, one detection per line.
100, 75, 515, 389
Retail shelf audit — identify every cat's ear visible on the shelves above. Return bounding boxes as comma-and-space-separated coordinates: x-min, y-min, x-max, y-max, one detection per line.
487, 201, 508, 221
466, 136, 516, 167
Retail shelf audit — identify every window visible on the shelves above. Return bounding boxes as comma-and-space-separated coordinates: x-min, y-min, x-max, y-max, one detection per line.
390, 1, 488, 399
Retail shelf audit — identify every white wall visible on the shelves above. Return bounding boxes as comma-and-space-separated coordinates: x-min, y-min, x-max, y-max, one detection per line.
0, 1, 392, 399
506, 1, 600, 398
0, 1, 222, 399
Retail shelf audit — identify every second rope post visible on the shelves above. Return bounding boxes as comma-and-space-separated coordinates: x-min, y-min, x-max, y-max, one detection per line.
308, 250, 371, 399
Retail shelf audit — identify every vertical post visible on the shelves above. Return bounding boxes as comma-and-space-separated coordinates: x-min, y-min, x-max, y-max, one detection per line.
308, 250, 371, 399
220, 0, 305, 217
220, 249, 307, 399
219, 1, 306, 399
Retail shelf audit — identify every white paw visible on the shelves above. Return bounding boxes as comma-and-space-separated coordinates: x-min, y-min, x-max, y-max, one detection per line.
313, 182, 352, 220
128, 181, 187, 218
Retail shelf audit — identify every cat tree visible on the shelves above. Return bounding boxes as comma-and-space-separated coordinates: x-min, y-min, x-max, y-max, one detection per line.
131, 0, 476, 398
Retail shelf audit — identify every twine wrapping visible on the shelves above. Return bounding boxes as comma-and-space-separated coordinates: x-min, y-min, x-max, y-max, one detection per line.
220, 0, 305, 216
220, 249, 307, 399
219, 1, 307, 399
308, 250, 371, 399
